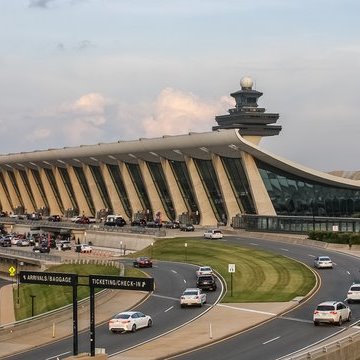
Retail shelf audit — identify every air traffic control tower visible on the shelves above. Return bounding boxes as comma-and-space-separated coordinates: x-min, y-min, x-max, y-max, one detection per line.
213, 77, 282, 138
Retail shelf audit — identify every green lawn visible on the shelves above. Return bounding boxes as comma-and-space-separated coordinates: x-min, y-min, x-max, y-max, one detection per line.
136, 237, 316, 303
14, 264, 143, 321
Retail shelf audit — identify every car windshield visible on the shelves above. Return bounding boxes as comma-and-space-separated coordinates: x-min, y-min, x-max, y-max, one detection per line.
199, 276, 213, 281
350, 286, 360, 291
214, 230, 222, 234
317, 305, 335, 311
114, 313, 130, 319
184, 291, 198, 296
201, 267, 211, 271
319, 257, 330, 261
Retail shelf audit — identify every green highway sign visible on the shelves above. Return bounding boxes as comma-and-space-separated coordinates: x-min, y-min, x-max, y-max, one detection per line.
19, 271, 78, 286
89, 274, 154, 291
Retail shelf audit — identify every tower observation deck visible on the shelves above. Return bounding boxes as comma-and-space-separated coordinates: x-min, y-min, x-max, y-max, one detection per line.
213, 77, 282, 137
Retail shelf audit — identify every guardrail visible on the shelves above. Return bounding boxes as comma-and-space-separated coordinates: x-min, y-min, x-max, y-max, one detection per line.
0, 247, 61, 262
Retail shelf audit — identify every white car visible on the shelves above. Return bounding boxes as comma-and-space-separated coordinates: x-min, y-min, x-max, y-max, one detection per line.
347, 283, 360, 303
80, 244, 93, 253
314, 256, 333, 269
203, 229, 223, 239
313, 301, 351, 326
108, 311, 152, 333
196, 266, 213, 277
180, 288, 207, 307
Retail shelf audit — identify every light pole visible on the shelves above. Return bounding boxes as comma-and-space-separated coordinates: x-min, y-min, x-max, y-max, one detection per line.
120, 241, 123, 256
150, 242, 154, 258
30, 295, 36, 317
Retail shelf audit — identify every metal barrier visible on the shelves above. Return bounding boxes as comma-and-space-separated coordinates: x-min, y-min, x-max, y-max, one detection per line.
0, 247, 61, 262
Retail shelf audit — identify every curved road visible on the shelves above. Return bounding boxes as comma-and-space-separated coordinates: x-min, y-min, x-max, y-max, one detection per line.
5, 260, 222, 360
171, 235, 360, 360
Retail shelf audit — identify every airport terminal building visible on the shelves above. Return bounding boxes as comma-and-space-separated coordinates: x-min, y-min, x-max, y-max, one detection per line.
0, 77, 360, 227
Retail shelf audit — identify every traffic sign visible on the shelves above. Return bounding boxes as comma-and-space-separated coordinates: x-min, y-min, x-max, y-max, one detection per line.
228, 264, 236, 273
9, 266, 16, 277
19, 271, 78, 286
89, 275, 154, 291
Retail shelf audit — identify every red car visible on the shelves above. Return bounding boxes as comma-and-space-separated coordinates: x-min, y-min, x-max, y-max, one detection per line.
133, 256, 153, 268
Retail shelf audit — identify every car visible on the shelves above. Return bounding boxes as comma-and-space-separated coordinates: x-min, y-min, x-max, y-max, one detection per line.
16, 239, 30, 247
164, 221, 180, 229
131, 219, 147, 227
80, 244, 92, 253
48, 215, 61, 222
180, 288, 207, 307
108, 311, 152, 333
196, 275, 217, 291
0, 237, 11, 247
146, 221, 162, 228
314, 256, 333, 269
104, 216, 126, 227
75, 216, 90, 224
180, 224, 195, 232
196, 266, 213, 277
33, 244, 51, 253
133, 256, 153, 268
347, 283, 360, 303
313, 301, 351, 326
203, 229, 223, 239
58, 241, 72, 251
71, 216, 81, 222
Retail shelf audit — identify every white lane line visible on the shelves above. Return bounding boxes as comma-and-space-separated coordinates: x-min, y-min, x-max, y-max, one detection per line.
280, 316, 314, 324
263, 336, 280, 345
184, 279, 187, 284
164, 306, 174, 313
218, 304, 276, 316
347, 271, 351, 275
280, 248, 289, 252
308, 254, 316, 258
45, 352, 71, 360
250, 242, 259, 246
152, 294, 179, 301
171, 270, 177, 274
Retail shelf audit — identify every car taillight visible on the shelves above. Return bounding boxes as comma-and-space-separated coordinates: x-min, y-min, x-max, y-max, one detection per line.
348, 292, 353, 295
195, 296, 199, 299
181, 296, 185, 299
314, 310, 319, 314
122, 320, 130, 323
330, 311, 337, 315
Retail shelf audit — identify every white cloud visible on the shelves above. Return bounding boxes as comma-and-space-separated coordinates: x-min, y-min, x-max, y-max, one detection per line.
141, 88, 232, 137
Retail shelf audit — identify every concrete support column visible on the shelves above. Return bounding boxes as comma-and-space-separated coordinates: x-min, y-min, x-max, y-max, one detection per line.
3, 171, 21, 210
26, 168, 46, 212
53, 167, 73, 215
0, 175, 12, 213
14, 170, 35, 214
39, 168, 62, 215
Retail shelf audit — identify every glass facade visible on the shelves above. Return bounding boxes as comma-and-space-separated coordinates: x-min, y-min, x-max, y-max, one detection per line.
146, 161, 175, 221
126, 163, 152, 219
193, 159, 227, 224
221, 157, 256, 214
58, 167, 78, 213
257, 160, 360, 217
89, 165, 113, 213
107, 164, 132, 219
169, 160, 199, 215
73, 166, 95, 215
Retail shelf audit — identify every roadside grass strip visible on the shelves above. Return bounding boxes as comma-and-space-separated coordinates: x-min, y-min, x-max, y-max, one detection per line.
136, 237, 315, 303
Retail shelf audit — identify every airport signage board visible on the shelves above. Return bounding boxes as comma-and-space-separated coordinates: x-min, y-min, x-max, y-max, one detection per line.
19, 270, 78, 286
89, 274, 154, 291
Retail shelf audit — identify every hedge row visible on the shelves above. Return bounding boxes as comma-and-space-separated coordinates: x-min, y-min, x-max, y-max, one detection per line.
308, 231, 360, 245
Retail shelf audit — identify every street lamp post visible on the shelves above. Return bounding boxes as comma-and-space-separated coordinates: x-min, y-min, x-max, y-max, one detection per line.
120, 241, 123, 256
150, 242, 154, 258
30, 295, 36, 317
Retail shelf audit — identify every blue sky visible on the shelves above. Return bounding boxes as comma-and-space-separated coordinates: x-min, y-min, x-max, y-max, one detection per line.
1, 0, 359, 172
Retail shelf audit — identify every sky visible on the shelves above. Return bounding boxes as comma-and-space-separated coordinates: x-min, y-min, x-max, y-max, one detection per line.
1, 0, 359, 172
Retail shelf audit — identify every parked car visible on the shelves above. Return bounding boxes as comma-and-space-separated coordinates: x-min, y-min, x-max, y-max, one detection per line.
71, 216, 81, 222
203, 229, 223, 239
313, 301, 351, 326
146, 221, 162, 228
164, 221, 180, 229
33, 244, 50, 253
48, 215, 61, 222
58, 241, 72, 251
0, 237, 11, 247
180, 288, 207, 307
180, 224, 195, 232
80, 244, 92, 253
314, 256, 333, 269
133, 256, 153, 268
196, 266, 213, 277
75, 216, 90, 224
104, 216, 126, 227
131, 219, 147, 227
108, 311, 152, 333
197, 275, 217, 291
16, 239, 30, 247
347, 283, 360, 303
88, 216, 97, 224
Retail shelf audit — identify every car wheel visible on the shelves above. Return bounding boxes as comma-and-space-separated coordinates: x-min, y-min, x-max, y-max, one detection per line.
131, 324, 136, 332
110, 329, 117, 333
180, 304, 185, 308
348, 312, 352, 322
147, 319, 152, 327
337, 317, 343, 326
314, 321, 319, 326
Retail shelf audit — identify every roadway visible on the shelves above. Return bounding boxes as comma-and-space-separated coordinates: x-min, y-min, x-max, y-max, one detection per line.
170, 235, 360, 360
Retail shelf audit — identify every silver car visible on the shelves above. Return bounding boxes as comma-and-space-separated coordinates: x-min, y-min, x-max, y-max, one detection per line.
314, 256, 333, 269
180, 288, 207, 308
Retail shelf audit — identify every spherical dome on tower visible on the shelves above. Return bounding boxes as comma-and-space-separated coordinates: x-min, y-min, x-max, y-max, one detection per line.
240, 76, 253, 90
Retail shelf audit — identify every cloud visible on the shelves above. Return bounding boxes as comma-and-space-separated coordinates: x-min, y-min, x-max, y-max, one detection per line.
141, 88, 232, 137
28, 0, 56, 8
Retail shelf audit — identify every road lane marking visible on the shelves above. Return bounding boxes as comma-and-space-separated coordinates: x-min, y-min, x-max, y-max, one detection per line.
280, 248, 289, 252
184, 279, 187, 283
280, 316, 314, 324
263, 336, 280, 345
45, 352, 71, 360
250, 242, 259, 246
347, 271, 351, 275
308, 254, 315, 258
165, 306, 174, 312
218, 304, 276, 316
171, 270, 177, 274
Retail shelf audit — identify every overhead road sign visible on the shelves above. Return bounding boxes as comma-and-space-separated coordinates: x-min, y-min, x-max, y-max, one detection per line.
19, 271, 78, 286
89, 274, 154, 291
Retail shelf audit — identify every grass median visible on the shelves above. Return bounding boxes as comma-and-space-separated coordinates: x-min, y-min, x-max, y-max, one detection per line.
137, 237, 316, 303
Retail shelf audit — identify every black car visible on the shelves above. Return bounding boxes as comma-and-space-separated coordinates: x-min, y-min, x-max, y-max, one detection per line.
104, 217, 126, 227
0, 237, 11, 247
131, 219, 147, 227
33, 244, 51, 253
196, 275, 217, 291
180, 223, 195, 232
48, 215, 61, 222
